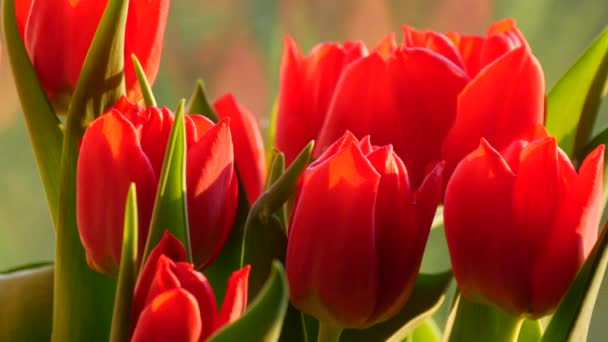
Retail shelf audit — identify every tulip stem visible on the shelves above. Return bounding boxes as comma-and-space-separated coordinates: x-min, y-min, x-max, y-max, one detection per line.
317, 321, 343, 342
445, 295, 523, 342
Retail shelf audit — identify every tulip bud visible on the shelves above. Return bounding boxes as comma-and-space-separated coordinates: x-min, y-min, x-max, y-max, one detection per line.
77, 97, 238, 275
132, 232, 250, 342
285, 131, 444, 328
16, 0, 169, 111
276, 19, 543, 189
444, 129, 604, 317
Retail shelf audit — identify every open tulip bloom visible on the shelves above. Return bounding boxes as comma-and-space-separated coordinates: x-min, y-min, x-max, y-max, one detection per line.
2, 1, 608, 341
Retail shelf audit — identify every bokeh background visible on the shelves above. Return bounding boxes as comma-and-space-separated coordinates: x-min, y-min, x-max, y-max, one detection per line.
1, 0, 607, 339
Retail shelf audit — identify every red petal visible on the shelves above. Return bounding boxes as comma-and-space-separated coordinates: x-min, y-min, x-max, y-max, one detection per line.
529, 145, 604, 315
444, 33, 485, 76
316, 53, 396, 159
214, 94, 267, 204
124, 0, 170, 99
132, 289, 202, 342
186, 114, 215, 146
276, 36, 366, 164
186, 120, 239, 268
139, 106, 174, 178
133, 232, 186, 328
442, 46, 544, 174
401, 25, 465, 70
444, 140, 527, 314
15, 0, 32, 37
373, 33, 397, 58
388, 48, 468, 188
174, 263, 219, 340
286, 143, 380, 327
77, 111, 157, 275
215, 265, 251, 332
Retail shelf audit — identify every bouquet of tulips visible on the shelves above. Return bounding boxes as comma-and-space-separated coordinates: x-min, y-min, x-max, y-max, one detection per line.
2, 0, 608, 341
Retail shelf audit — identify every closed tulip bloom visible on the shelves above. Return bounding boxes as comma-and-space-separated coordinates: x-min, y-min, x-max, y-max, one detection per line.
277, 19, 543, 189
77, 97, 238, 275
444, 129, 604, 317
286, 132, 444, 328
132, 232, 250, 342
213, 94, 267, 204
16, 0, 169, 109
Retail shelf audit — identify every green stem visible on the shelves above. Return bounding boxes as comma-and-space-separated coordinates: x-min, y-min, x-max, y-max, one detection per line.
317, 321, 343, 342
445, 295, 523, 342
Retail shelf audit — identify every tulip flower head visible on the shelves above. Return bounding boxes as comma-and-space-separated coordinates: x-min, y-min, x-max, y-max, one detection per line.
77, 97, 238, 275
286, 131, 444, 328
131, 232, 250, 342
277, 19, 543, 189
444, 128, 604, 317
16, 0, 170, 110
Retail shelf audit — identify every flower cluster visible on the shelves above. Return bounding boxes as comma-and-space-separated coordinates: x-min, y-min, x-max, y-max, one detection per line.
4, 1, 607, 341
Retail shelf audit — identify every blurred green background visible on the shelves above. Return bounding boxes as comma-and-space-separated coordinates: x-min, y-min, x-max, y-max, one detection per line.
1, 0, 607, 339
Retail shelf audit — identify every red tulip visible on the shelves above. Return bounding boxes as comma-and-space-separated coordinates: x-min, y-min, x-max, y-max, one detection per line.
132, 232, 250, 342
77, 97, 238, 275
286, 131, 444, 328
277, 19, 543, 189
214, 94, 267, 204
16, 0, 169, 109
276, 36, 367, 165
444, 128, 604, 317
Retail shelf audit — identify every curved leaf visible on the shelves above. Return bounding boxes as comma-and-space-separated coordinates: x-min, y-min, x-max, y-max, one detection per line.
405, 319, 442, 342
0, 265, 54, 341
518, 320, 542, 342
545, 27, 608, 159
143, 100, 191, 263
2, 0, 63, 226
209, 261, 289, 342
541, 219, 608, 342
110, 184, 139, 342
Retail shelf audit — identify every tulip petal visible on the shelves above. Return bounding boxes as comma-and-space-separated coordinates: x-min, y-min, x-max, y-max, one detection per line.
174, 262, 220, 340
389, 48, 468, 187
373, 33, 397, 58
124, 0, 170, 98
138, 106, 174, 177
444, 33, 485, 76
442, 45, 544, 173
401, 25, 465, 69
131, 289, 202, 342
214, 94, 267, 204
15, 0, 32, 37
365, 146, 417, 322
133, 232, 186, 327
186, 120, 239, 268
186, 114, 215, 146
276, 36, 365, 164
216, 265, 251, 332
77, 111, 157, 275
444, 139, 526, 314
530, 145, 604, 315
286, 144, 380, 327
316, 53, 397, 159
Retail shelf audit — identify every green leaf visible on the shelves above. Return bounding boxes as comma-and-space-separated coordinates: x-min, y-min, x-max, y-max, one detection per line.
443, 295, 524, 342
265, 100, 279, 165
266, 150, 288, 231
545, 27, 608, 159
209, 261, 289, 342
518, 320, 542, 342
541, 218, 608, 342
187, 79, 219, 122
242, 142, 313, 299
52, 0, 130, 340
2, 0, 63, 226
404, 319, 442, 342
131, 54, 157, 107
143, 100, 192, 263
341, 271, 452, 342
0, 265, 54, 342
110, 184, 139, 342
